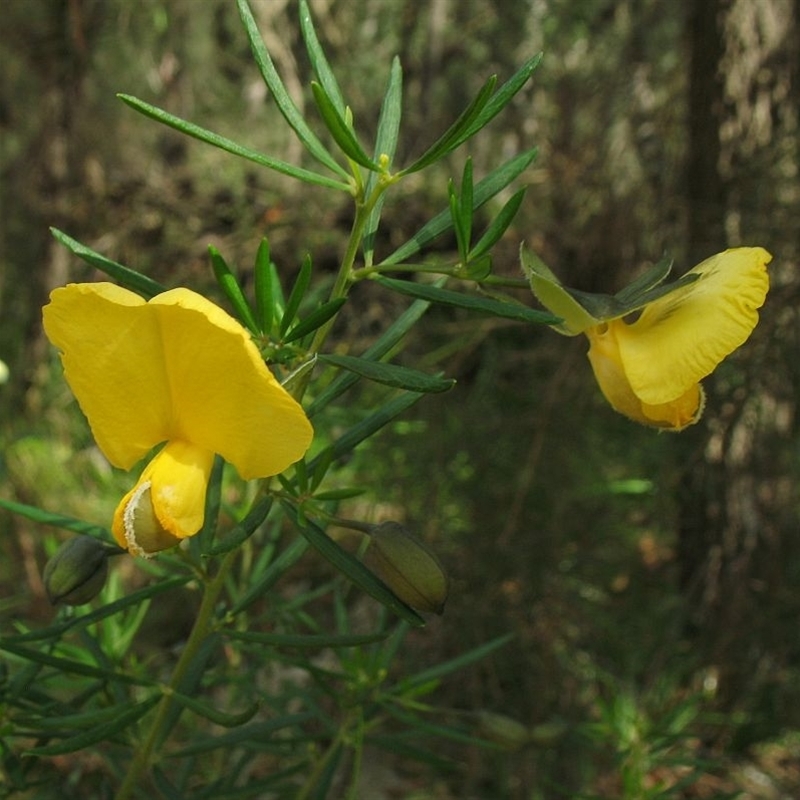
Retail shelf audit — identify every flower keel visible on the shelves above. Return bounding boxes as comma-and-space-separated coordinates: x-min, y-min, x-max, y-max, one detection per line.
112, 441, 215, 557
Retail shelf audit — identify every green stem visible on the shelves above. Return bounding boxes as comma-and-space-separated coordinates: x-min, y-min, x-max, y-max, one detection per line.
295, 710, 359, 800
291, 195, 375, 401
114, 550, 237, 800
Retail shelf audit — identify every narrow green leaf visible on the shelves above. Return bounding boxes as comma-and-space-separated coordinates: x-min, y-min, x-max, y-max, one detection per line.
117, 94, 349, 191
168, 713, 315, 758
394, 633, 515, 694
376, 277, 558, 325
312, 488, 364, 501
209, 247, 259, 333
0, 497, 111, 540
448, 183, 465, 260
459, 159, 474, 254
299, 0, 346, 114
0, 640, 150, 686
225, 630, 389, 648
363, 57, 403, 265
50, 228, 165, 298
254, 238, 274, 333
307, 289, 437, 417
401, 76, 497, 174
282, 298, 346, 344
380, 147, 539, 266
203, 496, 273, 557
461, 53, 543, 141
6, 577, 190, 644
25, 695, 160, 756
230, 536, 309, 616
236, 0, 348, 178
315, 391, 424, 469
282, 504, 425, 627
16, 697, 155, 734
169, 690, 259, 728
279, 255, 313, 336
319, 353, 454, 394
469, 187, 527, 261
311, 83, 377, 169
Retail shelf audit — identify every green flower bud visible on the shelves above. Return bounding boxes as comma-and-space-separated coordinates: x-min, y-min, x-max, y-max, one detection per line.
476, 711, 532, 750
365, 521, 448, 614
42, 536, 110, 605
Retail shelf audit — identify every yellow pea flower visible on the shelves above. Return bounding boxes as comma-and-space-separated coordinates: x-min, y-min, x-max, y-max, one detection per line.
522, 246, 771, 430
43, 283, 313, 557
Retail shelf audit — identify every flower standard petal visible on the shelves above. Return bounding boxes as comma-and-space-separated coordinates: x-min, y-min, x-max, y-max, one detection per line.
42, 283, 173, 469
613, 247, 771, 405
148, 288, 313, 479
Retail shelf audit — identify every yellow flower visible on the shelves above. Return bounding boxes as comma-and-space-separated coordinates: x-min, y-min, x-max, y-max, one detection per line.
523, 246, 771, 430
43, 283, 313, 556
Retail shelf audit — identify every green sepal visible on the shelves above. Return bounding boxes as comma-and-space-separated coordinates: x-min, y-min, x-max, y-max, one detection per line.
520, 243, 598, 335
522, 244, 702, 333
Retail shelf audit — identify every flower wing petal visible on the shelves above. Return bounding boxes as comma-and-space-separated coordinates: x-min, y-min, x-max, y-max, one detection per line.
42, 283, 173, 469
150, 288, 313, 478
614, 247, 770, 405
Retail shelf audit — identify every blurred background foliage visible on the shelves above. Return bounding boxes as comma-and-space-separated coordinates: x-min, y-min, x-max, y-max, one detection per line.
1, 0, 799, 797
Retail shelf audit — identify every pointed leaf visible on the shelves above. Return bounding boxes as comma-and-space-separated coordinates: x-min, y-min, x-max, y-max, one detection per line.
283, 297, 347, 343
469, 187, 527, 261
203, 496, 273, 557
308, 289, 437, 416
169, 690, 259, 728
254, 238, 275, 333
50, 228, 165, 298
380, 147, 538, 266
282, 504, 425, 626
319, 353, 454, 393
25, 695, 160, 756
280, 255, 313, 336
167, 713, 315, 757
299, 0, 346, 114
0, 497, 111, 540
461, 53, 543, 140
225, 630, 389, 648
236, 0, 348, 178
376, 276, 557, 324
363, 57, 403, 265
309, 390, 425, 468
118, 93, 349, 191
209, 247, 259, 333
401, 76, 497, 174
311, 82, 377, 169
